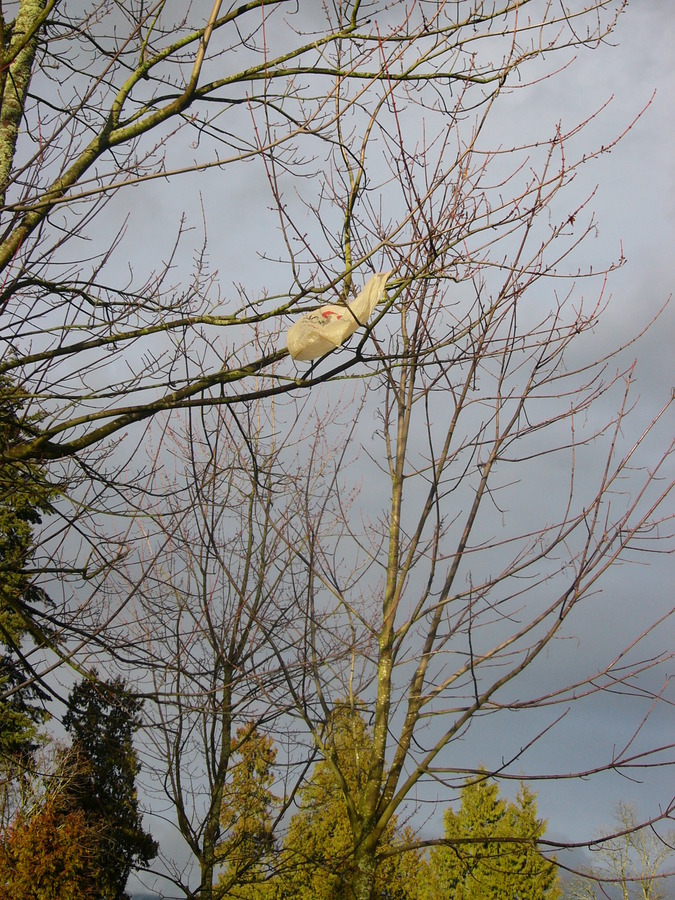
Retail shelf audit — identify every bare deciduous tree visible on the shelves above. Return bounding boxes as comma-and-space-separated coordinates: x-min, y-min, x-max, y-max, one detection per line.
566, 803, 674, 900
0, 3, 672, 899
123, 393, 356, 898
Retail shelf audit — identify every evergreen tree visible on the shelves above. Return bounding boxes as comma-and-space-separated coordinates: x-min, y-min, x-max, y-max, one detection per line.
423, 774, 560, 900
0, 379, 58, 815
251, 706, 422, 900
218, 723, 279, 892
62, 674, 158, 900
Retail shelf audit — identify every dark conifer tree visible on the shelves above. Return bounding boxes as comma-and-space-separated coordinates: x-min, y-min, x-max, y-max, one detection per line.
63, 674, 158, 900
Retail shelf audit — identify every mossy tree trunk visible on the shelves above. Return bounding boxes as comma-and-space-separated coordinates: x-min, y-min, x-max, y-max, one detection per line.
0, 1, 50, 207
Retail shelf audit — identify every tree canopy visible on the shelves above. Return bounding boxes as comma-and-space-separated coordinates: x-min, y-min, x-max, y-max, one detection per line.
565, 803, 674, 900
218, 706, 423, 899
276, 706, 422, 899
218, 723, 280, 893
0, 792, 102, 900
62, 674, 158, 900
0, 378, 58, 819
423, 774, 560, 900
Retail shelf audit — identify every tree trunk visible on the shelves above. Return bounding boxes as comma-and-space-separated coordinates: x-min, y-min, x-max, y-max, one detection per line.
0, 0, 48, 206
349, 848, 378, 900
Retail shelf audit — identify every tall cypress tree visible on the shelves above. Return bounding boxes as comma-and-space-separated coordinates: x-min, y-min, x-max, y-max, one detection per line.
62, 674, 158, 900
216, 723, 280, 895
424, 774, 560, 900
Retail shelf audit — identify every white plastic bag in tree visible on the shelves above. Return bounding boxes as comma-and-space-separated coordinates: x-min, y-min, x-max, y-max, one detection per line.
286, 271, 391, 361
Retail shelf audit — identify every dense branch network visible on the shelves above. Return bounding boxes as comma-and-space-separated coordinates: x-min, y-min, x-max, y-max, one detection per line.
0, 3, 672, 900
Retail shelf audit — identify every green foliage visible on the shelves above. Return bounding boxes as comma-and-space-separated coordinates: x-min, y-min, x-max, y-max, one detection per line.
0, 672, 156, 900
218, 722, 279, 889
0, 381, 54, 626
233, 706, 422, 900
422, 774, 560, 900
0, 378, 58, 800
0, 658, 45, 769
62, 674, 158, 900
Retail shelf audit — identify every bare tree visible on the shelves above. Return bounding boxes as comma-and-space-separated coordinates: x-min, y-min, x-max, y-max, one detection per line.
0, 3, 672, 899
123, 393, 355, 898
566, 803, 674, 900
274, 232, 673, 897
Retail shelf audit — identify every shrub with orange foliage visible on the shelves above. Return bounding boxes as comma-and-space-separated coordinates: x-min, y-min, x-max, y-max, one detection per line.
0, 795, 101, 900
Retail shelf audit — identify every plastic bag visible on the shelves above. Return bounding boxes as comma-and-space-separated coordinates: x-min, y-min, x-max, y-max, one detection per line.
286, 271, 391, 361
